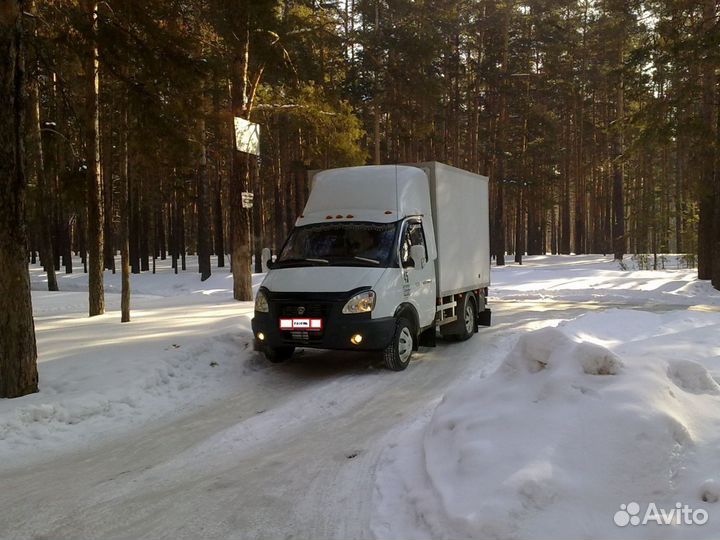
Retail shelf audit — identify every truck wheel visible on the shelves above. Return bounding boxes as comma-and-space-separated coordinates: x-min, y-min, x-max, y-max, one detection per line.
455, 294, 477, 342
264, 346, 295, 363
383, 317, 414, 371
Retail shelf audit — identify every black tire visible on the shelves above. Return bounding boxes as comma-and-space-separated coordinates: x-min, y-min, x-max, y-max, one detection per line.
454, 294, 477, 342
383, 317, 414, 371
264, 346, 295, 363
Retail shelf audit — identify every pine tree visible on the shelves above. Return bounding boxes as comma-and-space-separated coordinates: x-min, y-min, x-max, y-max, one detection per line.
81, 0, 105, 316
1, 0, 39, 398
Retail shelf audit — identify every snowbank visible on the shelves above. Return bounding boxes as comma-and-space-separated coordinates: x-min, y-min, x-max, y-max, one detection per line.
0, 332, 255, 465
374, 309, 720, 539
1, 255, 264, 469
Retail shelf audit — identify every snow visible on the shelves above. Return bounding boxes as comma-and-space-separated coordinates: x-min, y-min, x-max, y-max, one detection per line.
373, 307, 720, 540
3, 253, 720, 539
492, 254, 719, 307
1, 256, 262, 467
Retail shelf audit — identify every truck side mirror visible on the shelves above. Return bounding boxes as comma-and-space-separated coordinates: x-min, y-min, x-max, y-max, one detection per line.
409, 245, 425, 270
261, 247, 272, 272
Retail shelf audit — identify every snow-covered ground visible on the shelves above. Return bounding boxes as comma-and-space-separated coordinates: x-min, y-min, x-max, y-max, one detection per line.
372, 257, 720, 540
1, 257, 263, 468
1, 254, 719, 539
373, 310, 720, 539
491, 254, 718, 306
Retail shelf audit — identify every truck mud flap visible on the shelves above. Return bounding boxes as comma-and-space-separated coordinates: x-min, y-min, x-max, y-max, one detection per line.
478, 308, 492, 327
418, 327, 437, 347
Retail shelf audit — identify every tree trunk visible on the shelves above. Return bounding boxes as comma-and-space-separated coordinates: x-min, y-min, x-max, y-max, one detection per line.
373, 102, 381, 165
170, 197, 178, 272
140, 193, 149, 272
101, 89, 114, 272
514, 188, 523, 264
179, 187, 186, 271
698, 0, 718, 284
62, 217, 72, 273
230, 9, 253, 301
198, 116, 211, 281
159, 192, 167, 260
493, 1, 512, 266
129, 163, 140, 273
611, 13, 625, 261
252, 155, 264, 273
674, 142, 683, 253
214, 168, 225, 267
372, 0, 381, 165
102, 136, 114, 272
713, 176, 720, 290
212, 79, 225, 268
574, 104, 586, 255
0, 1, 39, 398
26, 14, 58, 292
560, 121, 571, 254
119, 78, 130, 322
82, 0, 104, 315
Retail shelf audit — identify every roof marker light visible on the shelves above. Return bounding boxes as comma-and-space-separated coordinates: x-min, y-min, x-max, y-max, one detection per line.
336, 214, 343, 219
326, 215, 333, 219
384, 210, 393, 215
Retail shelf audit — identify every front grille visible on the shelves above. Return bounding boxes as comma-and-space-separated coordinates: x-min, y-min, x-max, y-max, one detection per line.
279, 303, 326, 318
277, 302, 328, 343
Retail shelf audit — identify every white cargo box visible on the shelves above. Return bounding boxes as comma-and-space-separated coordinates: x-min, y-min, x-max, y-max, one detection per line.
413, 162, 490, 296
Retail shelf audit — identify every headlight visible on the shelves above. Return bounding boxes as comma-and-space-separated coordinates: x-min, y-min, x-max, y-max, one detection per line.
342, 290, 376, 314
255, 290, 269, 313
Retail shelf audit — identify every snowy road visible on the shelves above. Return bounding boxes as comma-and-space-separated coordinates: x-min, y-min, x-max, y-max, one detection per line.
3, 255, 718, 540
0, 327, 499, 539
1, 296, 702, 540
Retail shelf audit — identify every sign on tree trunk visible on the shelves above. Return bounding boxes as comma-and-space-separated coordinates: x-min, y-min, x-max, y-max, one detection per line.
234, 117, 260, 156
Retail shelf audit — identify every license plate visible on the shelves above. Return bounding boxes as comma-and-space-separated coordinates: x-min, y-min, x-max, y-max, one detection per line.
279, 318, 323, 331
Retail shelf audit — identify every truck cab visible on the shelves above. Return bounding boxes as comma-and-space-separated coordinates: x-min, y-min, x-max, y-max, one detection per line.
251, 163, 490, 371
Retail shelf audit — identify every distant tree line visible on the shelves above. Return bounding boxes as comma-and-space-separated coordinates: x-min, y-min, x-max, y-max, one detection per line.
353, 0, 719, 275
1, 0, 719, 397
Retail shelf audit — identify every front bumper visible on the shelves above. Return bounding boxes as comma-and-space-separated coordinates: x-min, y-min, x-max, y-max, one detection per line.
251, 288, 396, 351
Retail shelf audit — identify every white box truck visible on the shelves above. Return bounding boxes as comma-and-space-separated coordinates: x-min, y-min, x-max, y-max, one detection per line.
251, 162, 491, 371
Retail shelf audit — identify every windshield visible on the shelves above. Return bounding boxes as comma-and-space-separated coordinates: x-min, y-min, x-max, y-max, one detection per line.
276, 221, 399, 267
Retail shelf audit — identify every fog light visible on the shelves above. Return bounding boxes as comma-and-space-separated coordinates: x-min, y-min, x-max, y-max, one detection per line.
351, 334, 363, 345
257, 332, 265, 341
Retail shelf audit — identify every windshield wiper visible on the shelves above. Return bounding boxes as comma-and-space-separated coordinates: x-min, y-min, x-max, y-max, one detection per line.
353, 256, 380, 265
275, 257, 329, 266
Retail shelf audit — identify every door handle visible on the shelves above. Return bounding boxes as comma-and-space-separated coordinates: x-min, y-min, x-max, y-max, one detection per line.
423, 279, 432, 284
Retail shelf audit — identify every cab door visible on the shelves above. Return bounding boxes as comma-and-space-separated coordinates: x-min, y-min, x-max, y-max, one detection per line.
399, 219, 436, 328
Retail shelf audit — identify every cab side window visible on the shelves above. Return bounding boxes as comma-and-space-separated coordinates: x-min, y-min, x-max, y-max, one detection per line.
400, 221, 427, 267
